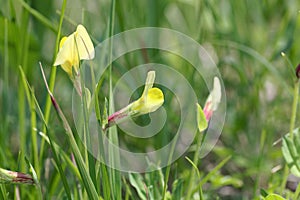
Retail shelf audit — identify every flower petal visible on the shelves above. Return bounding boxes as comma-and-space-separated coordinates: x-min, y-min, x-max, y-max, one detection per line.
53, 34, 75, 66
59, 36, 68, 49
204, 77, 221, 112
141, 71, 156, 98
60, 61, 73, 77
53, 24, 94, 77
145, 87, 164, 112
106, 71, 164, 129
131, 87, 164, 114
53, 33, 80, 76
75, 24, 95, 60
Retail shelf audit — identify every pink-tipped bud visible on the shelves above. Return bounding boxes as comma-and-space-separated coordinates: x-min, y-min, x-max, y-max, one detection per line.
0, 168, 34, 185
203, 77, 221, 122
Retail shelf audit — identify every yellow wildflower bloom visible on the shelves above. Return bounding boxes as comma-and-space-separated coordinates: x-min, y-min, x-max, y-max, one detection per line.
130, 71, 164, 115
54, 24, 95, 77
106, 71, 164, 129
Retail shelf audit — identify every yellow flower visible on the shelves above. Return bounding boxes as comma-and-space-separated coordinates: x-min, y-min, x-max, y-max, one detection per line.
53, 24, 95, 77
106, 71, 164, 129
130, 71, 164, 115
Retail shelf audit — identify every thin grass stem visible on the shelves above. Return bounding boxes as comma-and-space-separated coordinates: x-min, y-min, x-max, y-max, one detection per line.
39, 0, 67, 163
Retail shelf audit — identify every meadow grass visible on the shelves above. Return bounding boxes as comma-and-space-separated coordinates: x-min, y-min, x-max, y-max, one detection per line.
0, 0, 300, 199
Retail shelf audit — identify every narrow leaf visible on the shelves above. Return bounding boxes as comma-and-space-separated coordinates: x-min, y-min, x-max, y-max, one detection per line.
282, 128, 300, 177
129, 173, 147, 200
197, 103, 208, 132
265, 194, 286, 200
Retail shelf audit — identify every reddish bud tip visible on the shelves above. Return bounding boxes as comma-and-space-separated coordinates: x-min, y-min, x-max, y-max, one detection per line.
13, 172, 34, 184
296, 64, 300, 79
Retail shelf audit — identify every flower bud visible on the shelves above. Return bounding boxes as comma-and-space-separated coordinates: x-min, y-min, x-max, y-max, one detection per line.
0, 168, 34, 185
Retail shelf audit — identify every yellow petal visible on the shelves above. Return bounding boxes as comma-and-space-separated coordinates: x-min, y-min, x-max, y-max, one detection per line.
53, 24, 94, 77
141, 71, 155, 97
146, 87, 164, 112
59, 36, 68, 49
75, 24, 95, 60
53, 34, 77, 68
60, 61, 73, 77
131, 87, 164, 115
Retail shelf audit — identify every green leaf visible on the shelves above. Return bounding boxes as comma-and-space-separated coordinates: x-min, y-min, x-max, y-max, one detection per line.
21, 65, 73, 199
260, 188, 269, 197
144, 166, 165, 200
102, 98, 109, 129
38, 131, 81, 180
199, 156, 232, 186
25, 157, 42, 198
85, 87, 92, 109
185, 156, 200, 178
196, 103, 208, 132
129, 173, 147, 200
40, 65, 98, 199
281, 128, 300, 177
265, 194, 286, 200
209, 171, 243, 189
172, 179, 183, 200
18, 0, 57, 32
294, 130, 300, 151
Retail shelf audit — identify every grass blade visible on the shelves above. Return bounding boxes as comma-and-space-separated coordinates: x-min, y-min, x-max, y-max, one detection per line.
40, 63, 99, 199
18, 0, 57, 32
39, 0, 67, 164
107, 0, 122, 199
30, 88, 39, 178
25, 157, 42, 199
19, 66, 73, 199
192, 155, 232, 194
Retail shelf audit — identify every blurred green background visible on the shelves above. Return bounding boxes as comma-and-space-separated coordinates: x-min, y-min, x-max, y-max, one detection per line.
1, 0, 300, 199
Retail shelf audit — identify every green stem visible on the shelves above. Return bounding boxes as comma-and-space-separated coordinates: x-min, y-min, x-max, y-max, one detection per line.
191, 155, 231, 195
95, 82, 111, 199
289, 80, 300, 140
66, 119, 99, 200
107, 0, 122, 199
30, 88, 40, 178
186, 133, 204, 200
108, 0, 116, 101
280, 165, 289, 194
39, 0, 67, 163
19, 0, 57, 32
18, 0, 30, 172
2, 18, 9, 166
162, 124, 186, 199
293, 182, 300, 200
47, 127, 73, 200
253, 130, 266, 197
40, 64, 98, 199
281, 79, 300, 197
291, 80, 300, 200
162, 160, 171, 200
79, 72, 97, 189
19, 65, 72, 199
0, 184, 8, 200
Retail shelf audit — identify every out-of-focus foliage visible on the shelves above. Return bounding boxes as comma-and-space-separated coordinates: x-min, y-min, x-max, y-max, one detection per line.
1, 0, 300, 199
